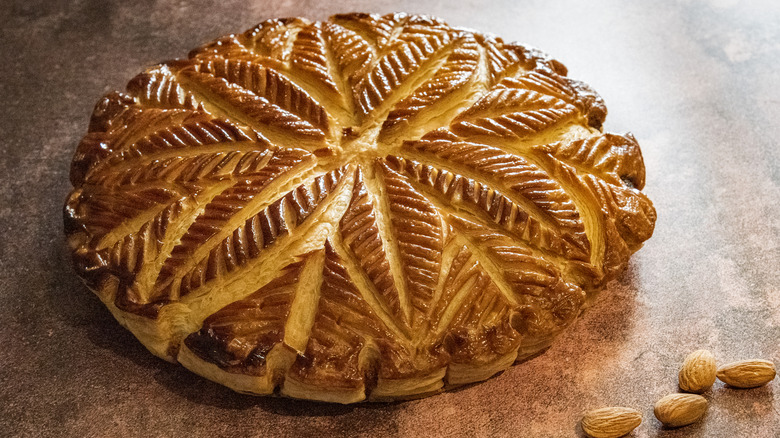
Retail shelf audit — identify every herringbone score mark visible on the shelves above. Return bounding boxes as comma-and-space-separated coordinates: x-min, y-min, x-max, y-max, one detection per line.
65, 13, 656, 403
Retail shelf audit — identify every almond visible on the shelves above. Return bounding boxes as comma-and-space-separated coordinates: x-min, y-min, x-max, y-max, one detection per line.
716, 359, 777, 388
678, 349, 717, 393
581, 407, 642, 438
653, 393, 707, 428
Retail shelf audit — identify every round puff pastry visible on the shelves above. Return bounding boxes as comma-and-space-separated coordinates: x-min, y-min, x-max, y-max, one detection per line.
64, 13, 656, 403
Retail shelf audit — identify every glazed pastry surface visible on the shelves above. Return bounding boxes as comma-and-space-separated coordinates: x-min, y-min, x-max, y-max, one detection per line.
65, 13, 656, 403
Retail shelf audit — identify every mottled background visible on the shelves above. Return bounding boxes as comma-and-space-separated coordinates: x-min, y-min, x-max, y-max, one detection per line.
1, 0, 778, 436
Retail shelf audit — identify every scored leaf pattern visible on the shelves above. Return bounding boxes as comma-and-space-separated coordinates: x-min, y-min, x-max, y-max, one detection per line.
378, 162, 444, 328
185, 258, 305, 373
430, 244, 521, 368
189, 57, 330, 132
65, 13, 655, 402
284, 242, 416, 398
353, 17, 454, 117
339, 169, 407, 327
380, 33, 480, 136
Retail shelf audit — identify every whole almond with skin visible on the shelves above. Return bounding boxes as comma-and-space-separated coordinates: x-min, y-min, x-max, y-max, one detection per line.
654, 393, 707, 428
678, 349, 716, 393
716, 359, 777, 388
581, 407, 642, 438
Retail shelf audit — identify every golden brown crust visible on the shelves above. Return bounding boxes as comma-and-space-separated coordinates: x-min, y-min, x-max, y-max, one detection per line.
64, 12, 655, 403
184, 259, 304, 375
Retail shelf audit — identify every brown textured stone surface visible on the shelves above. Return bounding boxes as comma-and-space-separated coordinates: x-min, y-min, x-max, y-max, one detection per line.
1, 0, 778, 436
